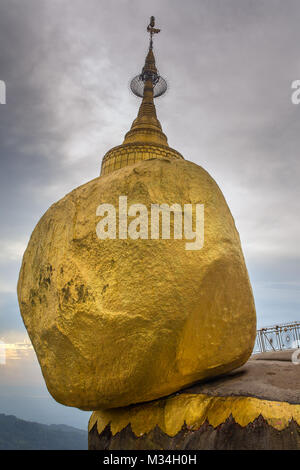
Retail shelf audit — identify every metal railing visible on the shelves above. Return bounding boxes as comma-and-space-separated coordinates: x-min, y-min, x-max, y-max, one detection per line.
254, 321, 300, 353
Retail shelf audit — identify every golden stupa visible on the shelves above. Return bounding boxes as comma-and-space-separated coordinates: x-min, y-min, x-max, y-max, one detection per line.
17, 17, 256, 411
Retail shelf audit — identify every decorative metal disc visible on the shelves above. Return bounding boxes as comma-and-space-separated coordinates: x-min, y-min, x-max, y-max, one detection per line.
130, 75, 167, 98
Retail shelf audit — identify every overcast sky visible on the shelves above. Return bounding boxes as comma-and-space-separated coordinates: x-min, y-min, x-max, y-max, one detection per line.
0, 0, 300, 428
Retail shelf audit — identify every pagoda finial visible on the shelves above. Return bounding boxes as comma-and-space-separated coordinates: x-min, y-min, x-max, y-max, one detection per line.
130, 16, 167, 99
147, 16, 161, 50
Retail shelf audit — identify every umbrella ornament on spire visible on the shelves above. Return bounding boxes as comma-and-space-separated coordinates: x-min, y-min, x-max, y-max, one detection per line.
130, 16, 167, 98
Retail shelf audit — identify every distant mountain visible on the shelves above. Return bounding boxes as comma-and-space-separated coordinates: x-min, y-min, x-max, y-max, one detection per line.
0, 413, 87, 450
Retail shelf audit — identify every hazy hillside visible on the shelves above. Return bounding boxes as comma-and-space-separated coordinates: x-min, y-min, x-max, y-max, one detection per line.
0, 413, 87, 450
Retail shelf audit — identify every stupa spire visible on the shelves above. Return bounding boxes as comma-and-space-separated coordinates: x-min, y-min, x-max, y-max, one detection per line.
124, 19, 167, 146
100, 16, 183, 176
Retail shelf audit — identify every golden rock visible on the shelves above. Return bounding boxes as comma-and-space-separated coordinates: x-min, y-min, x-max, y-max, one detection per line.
17, 24, 256, 411
17, 157, 256, 410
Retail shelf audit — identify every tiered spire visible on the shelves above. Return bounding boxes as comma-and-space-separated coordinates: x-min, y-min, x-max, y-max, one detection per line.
100, 17, 183, 176
123, 45, 168, 146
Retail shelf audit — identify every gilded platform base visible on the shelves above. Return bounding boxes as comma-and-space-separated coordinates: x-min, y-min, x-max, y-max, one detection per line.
88, 353, 300, 450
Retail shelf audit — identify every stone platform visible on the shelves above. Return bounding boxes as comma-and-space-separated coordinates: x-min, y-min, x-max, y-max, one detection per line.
89, 350, 300, 450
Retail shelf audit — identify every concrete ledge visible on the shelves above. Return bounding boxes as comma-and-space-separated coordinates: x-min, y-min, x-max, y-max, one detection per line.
251, 349, 297, 362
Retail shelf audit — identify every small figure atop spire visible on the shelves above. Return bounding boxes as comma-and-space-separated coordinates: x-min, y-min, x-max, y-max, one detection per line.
147, 16, 161, 50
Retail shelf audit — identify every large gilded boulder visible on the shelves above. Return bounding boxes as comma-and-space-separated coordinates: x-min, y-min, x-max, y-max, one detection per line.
17, 158, 256, 410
